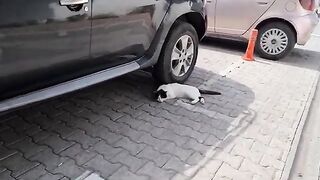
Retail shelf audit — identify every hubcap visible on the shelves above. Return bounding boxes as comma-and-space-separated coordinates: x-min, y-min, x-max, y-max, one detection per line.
260, 28, 288, 55
171, 35, 194, 77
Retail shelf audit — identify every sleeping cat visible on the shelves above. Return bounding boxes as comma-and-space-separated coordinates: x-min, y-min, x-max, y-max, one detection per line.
154, 83, 221, 104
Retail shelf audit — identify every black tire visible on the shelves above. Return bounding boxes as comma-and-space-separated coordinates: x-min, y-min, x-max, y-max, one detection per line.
153, 20, 199, 83
256, 22, 296, 60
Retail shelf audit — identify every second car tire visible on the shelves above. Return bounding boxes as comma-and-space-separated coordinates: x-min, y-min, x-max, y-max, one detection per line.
154, 20, 199, 83
256, 22, 296, 60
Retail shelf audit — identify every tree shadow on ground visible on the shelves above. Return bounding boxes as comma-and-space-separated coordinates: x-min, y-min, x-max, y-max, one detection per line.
0, 66, 256, 179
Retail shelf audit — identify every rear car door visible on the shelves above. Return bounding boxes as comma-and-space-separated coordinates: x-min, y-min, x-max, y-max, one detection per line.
0, 0, 91, 100
215, 0, 276, 35
90, 0, 169, 68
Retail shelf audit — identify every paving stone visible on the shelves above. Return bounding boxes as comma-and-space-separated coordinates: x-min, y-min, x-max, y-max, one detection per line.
137, 146, 171, 167
90, 127, 122, 145
215, 163, 254, 180
74, 149, 97, 165
182, 139, 210, 154
0, 170, 15, 180
93, 141, 123, 160
9, 138, 47, 159
204, 135, 220, 146
0, 144, 17, 161
260, 155, 285, 170
137, 162, 175, 180
51, 122, 77, 139
159, 129, 189, 146
160, 142, 194, 161
29, 129, 51, 143
239, 159, 274, 179
114, 137, 146, 155
191, 167, 215, 180
39, 133, 75, 153
186, 152, 205, 166
214, 150, 243, 170
251, 141, 283, 160
60, 143, 83, 158
29, 148, 68, 171
66, 129, 99, 149
0, 128, 25, 146
52, 159, 84, 179
6, 117, 33, 133
110, 150, 147, 172
38, 172, 64, 180
1, 153, 39, 178
231, 145, 263, 164
171, 173, 189, 180
17, 164, 46, 180
163, 156, 191, 173
109, 166, 148, 180
84, 155, 121, 178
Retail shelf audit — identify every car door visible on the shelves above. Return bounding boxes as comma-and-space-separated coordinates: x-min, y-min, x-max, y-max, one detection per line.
90, 0, 168, 68
214, 0, 276, 35
0, 0, 92, 100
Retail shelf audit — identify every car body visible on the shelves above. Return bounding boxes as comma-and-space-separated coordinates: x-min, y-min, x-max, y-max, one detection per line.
206, 0, 319, 60
0, 0, 206, 112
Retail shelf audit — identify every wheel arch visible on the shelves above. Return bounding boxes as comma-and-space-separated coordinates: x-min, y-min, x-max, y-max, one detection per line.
255, 17, 297, 43
175, 12, 207, 40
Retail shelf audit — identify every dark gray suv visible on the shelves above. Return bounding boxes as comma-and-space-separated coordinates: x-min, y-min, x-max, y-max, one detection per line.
0, 0, 206, 112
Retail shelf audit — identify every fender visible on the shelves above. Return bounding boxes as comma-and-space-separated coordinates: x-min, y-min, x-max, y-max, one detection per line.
137, 0, 206, 69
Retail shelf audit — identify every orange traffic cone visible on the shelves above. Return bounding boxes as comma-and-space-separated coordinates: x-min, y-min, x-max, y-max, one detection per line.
242, 29, 259, 61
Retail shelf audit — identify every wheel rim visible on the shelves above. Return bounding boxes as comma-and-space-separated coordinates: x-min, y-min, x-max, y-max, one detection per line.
171, 35, 194, 77
260, 28, 289, 55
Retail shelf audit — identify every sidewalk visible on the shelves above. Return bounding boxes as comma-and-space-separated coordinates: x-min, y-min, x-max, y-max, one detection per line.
0, 39, 319, 180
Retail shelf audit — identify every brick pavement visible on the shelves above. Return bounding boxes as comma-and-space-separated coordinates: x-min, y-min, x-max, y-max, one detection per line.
0, 39, 319, 180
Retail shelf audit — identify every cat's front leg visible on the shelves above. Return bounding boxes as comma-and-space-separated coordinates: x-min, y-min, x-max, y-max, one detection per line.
191, 99, 199, 105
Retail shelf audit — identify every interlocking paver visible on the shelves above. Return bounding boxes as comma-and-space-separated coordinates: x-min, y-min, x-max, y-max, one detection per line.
0, 170, 15, 180
110, 150, 147, 172
0, 128, 25, 146
0, 144, 17, 161
65, 129, 98, 149
160, 142, 194, 161
52, 159, 85, 179
109, 166, 149, 180
0, 38, 319, 180
1, 153, 39, 178
137, 162, 176, 180
137, 146, 171, 167
83, 155, 121, 178
37, 172, 64, 180
17, 164, 47, 180
8, 137, 47, 159
29, 148, 68, 171
39, 133, 75, 154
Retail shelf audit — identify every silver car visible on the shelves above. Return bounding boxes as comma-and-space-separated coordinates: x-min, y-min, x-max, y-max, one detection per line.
206, 0, 319, 60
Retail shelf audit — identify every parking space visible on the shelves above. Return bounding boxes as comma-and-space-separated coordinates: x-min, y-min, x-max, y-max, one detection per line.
1, 30, 320, 180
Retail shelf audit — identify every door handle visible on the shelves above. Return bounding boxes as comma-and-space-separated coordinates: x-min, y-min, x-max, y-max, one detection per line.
60, 0, 88, 6
256, 1, 269, 5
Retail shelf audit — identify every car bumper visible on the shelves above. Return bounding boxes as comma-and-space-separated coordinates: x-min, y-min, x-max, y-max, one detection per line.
292, 12, 319, 45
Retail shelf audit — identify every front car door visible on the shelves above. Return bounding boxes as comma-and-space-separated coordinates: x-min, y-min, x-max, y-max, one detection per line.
0, 0, 91, 100
90, 0, 169, 68
214, 0, 276, 35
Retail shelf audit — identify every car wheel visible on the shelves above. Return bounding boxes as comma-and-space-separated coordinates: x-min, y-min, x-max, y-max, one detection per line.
256, 22, 296, 60
154, 20, 199, 83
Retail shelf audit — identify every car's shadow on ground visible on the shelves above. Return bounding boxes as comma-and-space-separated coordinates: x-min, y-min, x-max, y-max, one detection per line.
0, 66, 256, 179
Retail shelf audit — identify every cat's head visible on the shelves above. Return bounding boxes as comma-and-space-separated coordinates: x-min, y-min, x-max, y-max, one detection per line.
154, 89, 168, 103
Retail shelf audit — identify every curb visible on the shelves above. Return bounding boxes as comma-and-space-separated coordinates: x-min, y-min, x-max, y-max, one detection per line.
280, 72, 320, 180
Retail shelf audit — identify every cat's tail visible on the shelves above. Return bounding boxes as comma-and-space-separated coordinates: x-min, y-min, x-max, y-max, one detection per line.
199, 89, 221, 95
